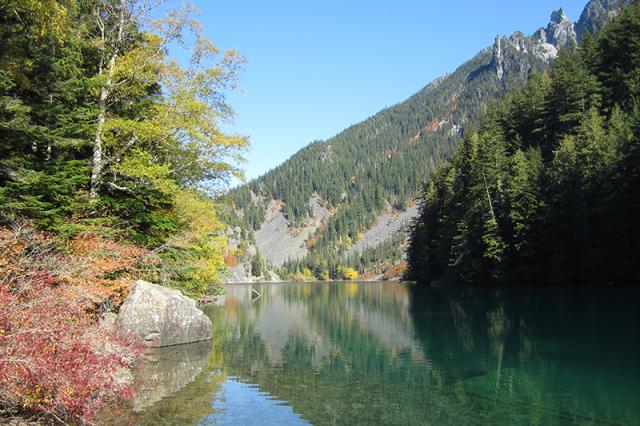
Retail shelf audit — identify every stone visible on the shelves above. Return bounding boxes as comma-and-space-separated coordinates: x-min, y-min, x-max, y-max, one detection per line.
576, 0, 632, 41
117, 280, 213, 347
492, 36, 504, 80
545, 8, 577, 48
99, 312, 118, 329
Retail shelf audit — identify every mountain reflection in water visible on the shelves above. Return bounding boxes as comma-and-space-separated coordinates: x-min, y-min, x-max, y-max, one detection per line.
107, 282, 640, 425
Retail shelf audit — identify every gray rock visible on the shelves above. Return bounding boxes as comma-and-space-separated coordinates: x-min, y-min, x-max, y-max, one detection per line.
227, 261, 254, 283
99, 312, 118, 329
266, 270, 282, 282
545, 9, 577, 48
576, 0, 633, 41
492, 36, 504, 79
117, 280, 213, 347
346, 204, 419, 258
255, 196, 332, 268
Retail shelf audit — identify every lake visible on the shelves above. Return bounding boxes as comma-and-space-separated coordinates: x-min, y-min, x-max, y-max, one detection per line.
107, 282, 640, 425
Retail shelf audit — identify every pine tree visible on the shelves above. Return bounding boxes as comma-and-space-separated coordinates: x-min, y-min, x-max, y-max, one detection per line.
406, 1, 640, 286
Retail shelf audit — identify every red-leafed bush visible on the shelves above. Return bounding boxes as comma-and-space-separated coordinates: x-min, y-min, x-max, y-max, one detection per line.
358, 271, 376, 280
382, 262, 408, 281
0, 225, 145, 423
224, 253, 239, 267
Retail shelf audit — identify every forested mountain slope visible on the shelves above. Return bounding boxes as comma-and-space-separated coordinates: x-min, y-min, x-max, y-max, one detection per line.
224, 0, 631, 281
406, 0, 640, 286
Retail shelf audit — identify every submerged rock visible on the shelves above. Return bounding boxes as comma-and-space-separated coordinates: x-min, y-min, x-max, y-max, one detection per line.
117, 280, 213, 347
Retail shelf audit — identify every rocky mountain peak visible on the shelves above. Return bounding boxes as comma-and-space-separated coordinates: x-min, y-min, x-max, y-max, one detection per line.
546, 8, 577, 48
550, 8, 570, 24
460, 1, 630, 85
228, 0, 638, 280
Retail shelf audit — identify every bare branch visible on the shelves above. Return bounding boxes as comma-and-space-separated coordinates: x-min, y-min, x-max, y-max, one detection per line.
104, 181, 136, 195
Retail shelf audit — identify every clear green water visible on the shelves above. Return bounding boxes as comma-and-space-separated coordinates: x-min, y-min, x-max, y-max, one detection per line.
107, 282, 640, 425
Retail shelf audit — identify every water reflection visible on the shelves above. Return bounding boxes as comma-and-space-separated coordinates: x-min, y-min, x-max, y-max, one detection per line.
132, 340, 213, 411
110, 282, 640, 425
202, 282, 430, 425
104, 340, 225, 425
202, 378, 309, 425
409, 285, 640, 425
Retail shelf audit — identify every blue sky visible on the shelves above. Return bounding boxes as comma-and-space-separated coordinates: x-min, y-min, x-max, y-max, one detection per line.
187, 1, 585, 180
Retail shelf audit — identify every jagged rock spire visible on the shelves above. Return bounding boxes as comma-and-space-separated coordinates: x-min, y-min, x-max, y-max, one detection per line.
489, 0, 632, 75
492, 35, 504, 80
546, 8, 577, 48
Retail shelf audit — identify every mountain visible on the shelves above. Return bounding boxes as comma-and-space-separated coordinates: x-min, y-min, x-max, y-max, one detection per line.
222, 0, 632, 282
406, 0, 640, 286
576, 0, 631, 39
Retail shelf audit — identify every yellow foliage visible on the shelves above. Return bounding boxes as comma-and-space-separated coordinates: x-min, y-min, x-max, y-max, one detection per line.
291, 268, 316, 282
162, 190, 228, 295
113, 149, 177, 195
8, 0, 70, 40
342, 267, 359, 280
186, 235, 227, 285
174, 190, 225, 239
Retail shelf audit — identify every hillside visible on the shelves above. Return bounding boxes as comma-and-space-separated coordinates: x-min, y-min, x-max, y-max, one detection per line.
223, 0, 631, 282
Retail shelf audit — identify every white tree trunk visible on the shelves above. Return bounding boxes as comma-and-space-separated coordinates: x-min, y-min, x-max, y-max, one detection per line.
90, 54, 116, 198
90, 88, 107, 197
90, 1, 126, 198
482, 171, 497, 223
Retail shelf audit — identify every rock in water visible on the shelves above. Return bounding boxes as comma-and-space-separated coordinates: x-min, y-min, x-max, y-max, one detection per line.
117, 280, 213, 347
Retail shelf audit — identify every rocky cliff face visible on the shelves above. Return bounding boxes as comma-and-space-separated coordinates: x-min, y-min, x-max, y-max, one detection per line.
254, 196, 332, 268
492, 36, 505, 79
491, 8, 575, 80
576, 0, 632, 40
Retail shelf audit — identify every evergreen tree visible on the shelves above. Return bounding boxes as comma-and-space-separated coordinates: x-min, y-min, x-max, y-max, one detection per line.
0, 0, 248, 295
406, 1, 640, 286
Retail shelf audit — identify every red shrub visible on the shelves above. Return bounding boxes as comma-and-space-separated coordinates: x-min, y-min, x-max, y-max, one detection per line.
382, 263, 407, 281
224, 254, 239, 267
0, 284, 145, 422
0, 225, 146, 423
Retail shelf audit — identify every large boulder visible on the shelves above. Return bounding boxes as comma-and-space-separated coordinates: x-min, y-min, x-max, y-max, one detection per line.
117, 280, 213, 347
